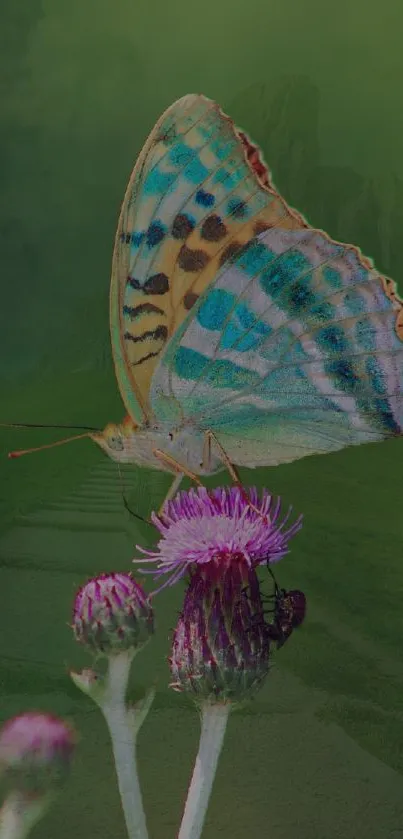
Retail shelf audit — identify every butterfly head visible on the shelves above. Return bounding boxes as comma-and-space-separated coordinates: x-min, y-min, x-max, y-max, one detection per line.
91, 416, 139, 462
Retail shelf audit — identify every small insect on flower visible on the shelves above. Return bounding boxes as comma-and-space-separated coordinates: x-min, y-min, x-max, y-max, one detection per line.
260, 566, 306, 649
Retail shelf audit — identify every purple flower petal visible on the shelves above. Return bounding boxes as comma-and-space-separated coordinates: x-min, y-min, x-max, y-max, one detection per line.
134, 486, 303, 592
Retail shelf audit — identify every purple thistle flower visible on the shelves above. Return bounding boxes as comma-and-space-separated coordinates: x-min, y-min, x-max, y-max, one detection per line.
72, 572, 154, 656
0, 712, 75, 796
135, 486, 302, 593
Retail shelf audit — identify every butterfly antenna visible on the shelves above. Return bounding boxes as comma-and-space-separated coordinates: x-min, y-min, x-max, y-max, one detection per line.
0, 422, 100, 431
7, 432, 94, 459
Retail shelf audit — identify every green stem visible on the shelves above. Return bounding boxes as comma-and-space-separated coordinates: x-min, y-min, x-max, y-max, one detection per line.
98, 652, 149, 839
178, 703, 230, 839
0, 793, 49, 839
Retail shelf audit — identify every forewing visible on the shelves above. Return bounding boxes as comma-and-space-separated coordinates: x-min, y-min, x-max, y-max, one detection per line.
110, 93, 305, 424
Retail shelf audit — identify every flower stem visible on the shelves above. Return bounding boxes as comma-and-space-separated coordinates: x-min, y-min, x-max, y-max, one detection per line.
97, 652, 150, 839
178, 703, 230, 839
0, 793, 49, 839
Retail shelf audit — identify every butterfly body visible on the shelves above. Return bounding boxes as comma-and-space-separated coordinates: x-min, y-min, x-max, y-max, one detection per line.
91, 420, 223, 475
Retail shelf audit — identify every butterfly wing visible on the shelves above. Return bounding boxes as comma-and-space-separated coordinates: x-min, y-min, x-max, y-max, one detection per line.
150, 203, 403, 466
110, 94, 306, 425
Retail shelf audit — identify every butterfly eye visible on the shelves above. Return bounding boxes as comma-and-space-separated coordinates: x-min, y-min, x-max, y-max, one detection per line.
108, 435, 124, 452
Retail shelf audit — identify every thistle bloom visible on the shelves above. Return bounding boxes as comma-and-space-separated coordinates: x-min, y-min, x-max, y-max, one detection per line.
0, 712, 75, 796
134, 486, 303, 704
72, 572, 154, 656
135, 486, 302, 591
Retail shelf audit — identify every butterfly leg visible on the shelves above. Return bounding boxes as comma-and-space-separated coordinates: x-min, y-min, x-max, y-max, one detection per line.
152, 448, 203, 515
204, 430, 269, 522
203, 430, 241, 482
164, 472, 185, 504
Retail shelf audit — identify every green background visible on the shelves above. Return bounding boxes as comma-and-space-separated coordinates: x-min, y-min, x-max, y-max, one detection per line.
1, 1, 403, 837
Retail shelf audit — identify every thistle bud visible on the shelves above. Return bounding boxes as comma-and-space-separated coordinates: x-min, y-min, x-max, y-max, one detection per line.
0, 712, 75, 797
72, 572, 154, 656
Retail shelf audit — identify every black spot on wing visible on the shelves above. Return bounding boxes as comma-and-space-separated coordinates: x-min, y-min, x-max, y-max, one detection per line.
124, 325, 168, 344
201, 215, 227, 242
219, 242, 244, 267
127, 273, 169, 294
124, 324, 169, 367
172, 213, 196, 239
132, 350, 162, 366
123, 303, 165, 320
178, 245, 210, 272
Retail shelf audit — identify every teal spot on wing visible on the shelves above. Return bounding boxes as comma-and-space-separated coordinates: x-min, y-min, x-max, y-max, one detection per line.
212, 167, 244, 188
323, 266, 343, 289
282, 249, 312, 281
130, 232, 144, 254
204, 359, 260, 389
236, 302, 259, 330
221, 303, 272, 352
143, 168, 176, 195
197, 288, 235, 331
316, 325, 347, 354
198, 122, 217, 141
210, 137, 237, 160
227, 197, 249, 218
375, 400, 400, 432
174, 347, 210, 380
343, 289, 366, 316
286, 278, 315, 312
324, 358, 360, 393
258, 248, 340, 324
353, 266, 369, 286
260, 263, 288, 299
238, 240, 274, 276
169, 142, 195, 167
310, 301, 335, 322
365, 356, 386, 395
355, 318, 376, 350
183, 157, 209, 183
174, 347, 260, 389
260, 249, 313, 307
197, 287, 272, 352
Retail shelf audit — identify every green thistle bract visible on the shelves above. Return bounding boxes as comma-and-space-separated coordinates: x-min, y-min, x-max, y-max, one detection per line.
170, 563, 271, 704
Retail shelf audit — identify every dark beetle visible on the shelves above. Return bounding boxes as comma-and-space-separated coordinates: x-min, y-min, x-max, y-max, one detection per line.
244, 565, 306, 649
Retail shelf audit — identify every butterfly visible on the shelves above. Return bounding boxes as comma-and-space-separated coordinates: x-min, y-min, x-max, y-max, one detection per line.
6, 94, 403, 512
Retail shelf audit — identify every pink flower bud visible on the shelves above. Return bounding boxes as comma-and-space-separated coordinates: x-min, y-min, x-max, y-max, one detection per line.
0, 712, 75, 796
72, 572, 154, 656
